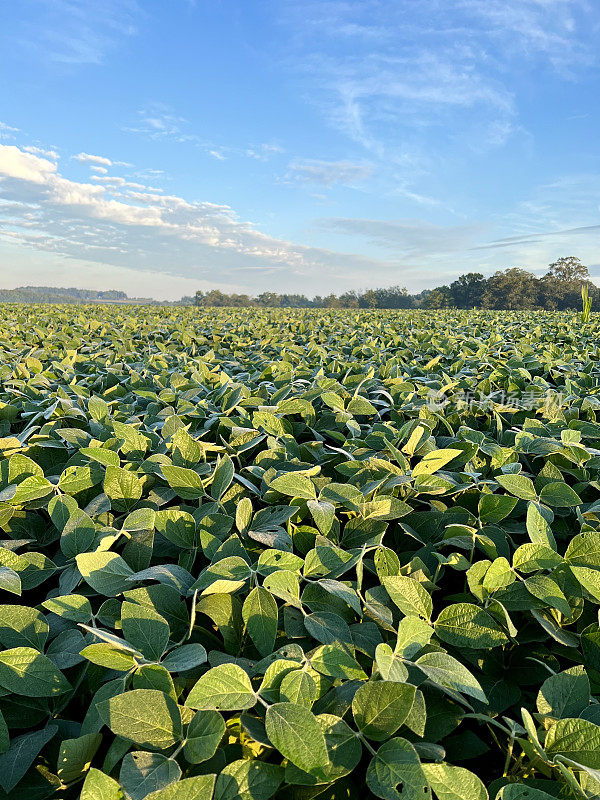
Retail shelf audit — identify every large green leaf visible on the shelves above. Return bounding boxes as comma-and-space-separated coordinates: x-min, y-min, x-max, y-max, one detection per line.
98, 689, 182, 750
352, 681, 416, 741
185, 664, 256, 711
265, 702, 328, 772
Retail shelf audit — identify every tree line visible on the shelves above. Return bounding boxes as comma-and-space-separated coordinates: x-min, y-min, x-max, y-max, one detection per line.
194, 257, 597, 310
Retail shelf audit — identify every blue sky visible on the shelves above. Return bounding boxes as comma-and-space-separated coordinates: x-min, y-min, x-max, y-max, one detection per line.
0, 0, 599, 299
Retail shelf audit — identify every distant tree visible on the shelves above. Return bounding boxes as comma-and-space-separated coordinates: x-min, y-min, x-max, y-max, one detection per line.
541, 256, 592, 310
546, 256, 589, 283
358, 290, 378, 309
449, 273, 485, 308
188, 262, 598, 310
422, 287, 453, 309
255, 292, 281, 307
338, 291, 360, 308
482, 268, 539, 309
279, 294, 313, 308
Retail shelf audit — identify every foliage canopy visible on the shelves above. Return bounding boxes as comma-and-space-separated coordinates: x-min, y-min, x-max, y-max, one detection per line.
0, 305, 600, 800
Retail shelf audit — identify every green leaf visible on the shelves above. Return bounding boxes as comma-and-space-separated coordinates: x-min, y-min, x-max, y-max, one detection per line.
81, 768, 124, 800
395, 616, 434, 659
76, 551, 134, 596
0, 710, 8, 754
537, 667, 590, 720
569, 565, 600, 604
279, 669, 317, 707
98, 689, 182, 750
121, 600, 170, 661
265, 702, 328, 772
496, 787, 557, 800
382, 575, 432, 620
421, 763, 488, 800
270, 473, 316, 500
0, 566, 21, 595
161, 644, 207, 672
524, 574, 571, 617
144, 776, 217, 800
478, 494, 518, 524
134, 665, 176, 698
545, 717, 600, 768
42, 593, 93, 623
57, 732, 102, 784
352, 681, 416, 741
10, 476, 54, 505
366, 737, 427, 800
183, 710, 225, 764
104, 465, 144, 511
284, 714, 361, 785
566, 532, 600, 567
214, 760, 283, 800
310, 644, 367, 680
185, 664, 256, 711
61, 510, 96, 559
495, 474, 537, 500
526, 502, 556, 549
191, 556, 252, 596
155, 509, 196, 548
123, 508, 156, 532
0, 647, 71, 697
242, 586, 278, 657
415, 652, 487, 703
119, 751, 181, 800
413, 449, 462, 476
161, 465, 205, 500
211, 456, 235, 500
435, 603, 508, 649
0, 724, 58, 793
307, 499, 335, 535
512, 544, 562, 573
263, 570, 301, 608
539, 481, 582, 507
81, 643, 139, 671
0, 605, 48, 650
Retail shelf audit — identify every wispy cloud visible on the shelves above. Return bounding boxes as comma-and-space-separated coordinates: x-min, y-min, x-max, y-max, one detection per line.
0, 122, 20, 141
125, 104, 284, 165
286, 158, 373, 187
277, 0, 596, 162
23, 145, 60, 160
320, 217, 487, 257
8, 0, 140, 65
73, 152, 112, 166
124, 105, 189, 140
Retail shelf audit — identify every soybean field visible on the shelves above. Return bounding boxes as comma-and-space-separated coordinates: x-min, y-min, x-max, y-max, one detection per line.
2, 305, 600, 800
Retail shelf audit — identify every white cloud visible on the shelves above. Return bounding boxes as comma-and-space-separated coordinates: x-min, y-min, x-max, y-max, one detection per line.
0, 145, 58, 183
0, 143, 389, 293
124, 105, 189, 140
287, 158, 373, 187
0, 122, 20, 142
23, 145, 60, 159
73, 152, 113, 166
90, 165, 108, 174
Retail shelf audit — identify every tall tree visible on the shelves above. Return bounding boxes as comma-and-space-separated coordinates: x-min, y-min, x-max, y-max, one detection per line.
482, 268, 539, 309
449, 273, 485, 308
546, 256, 589, 283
